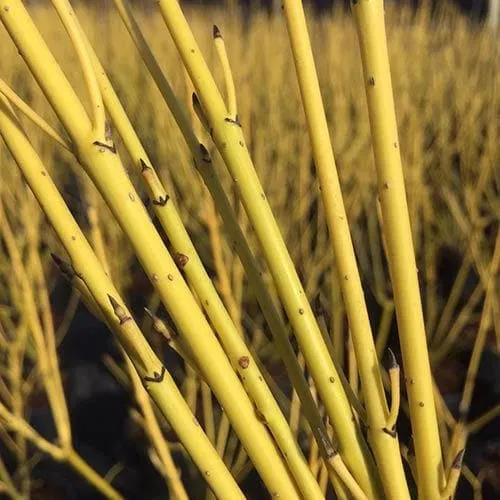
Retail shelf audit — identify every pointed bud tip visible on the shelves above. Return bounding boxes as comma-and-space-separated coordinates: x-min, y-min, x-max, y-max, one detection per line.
139, 158, 149, 172
213, 25, 222, 39
452, 449, 465, 469
107, 294, 119, 309
387, 348, 399, 370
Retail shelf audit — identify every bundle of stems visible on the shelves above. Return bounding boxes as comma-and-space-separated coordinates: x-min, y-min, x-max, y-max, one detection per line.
1, 0, 495, 498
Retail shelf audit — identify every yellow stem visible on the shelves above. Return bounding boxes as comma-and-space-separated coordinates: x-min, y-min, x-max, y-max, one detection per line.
330, 454, 368, 500
66, 449, 123, 500
158, 0, 376, 494
385, 349, 400, 432
50, 0, 106, 140
0, 93, 245, 500
440, 449, 464, 499
91, 4, 339, 496
0, 78, 71, 150
0, 2, 300, 495
124, 354, 189, 500
213, 25, 237, 119
351, 1, 444, 495
459, 232, 499, 418
0, 198, 71, 450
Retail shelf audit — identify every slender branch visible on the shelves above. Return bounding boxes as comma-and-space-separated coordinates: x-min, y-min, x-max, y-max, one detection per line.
0, 78, 71, 150
213, 25, 237, 119
50, 0, 106, 140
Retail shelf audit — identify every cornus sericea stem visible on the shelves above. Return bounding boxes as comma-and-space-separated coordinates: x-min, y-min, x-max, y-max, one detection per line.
458, 233, 499, 420
282, 0, 408, 496
0, 207, 118, 500
0, 2, 299, 496
0, 95, 245, 500
108, 2, 363, 497
441, 449, 465, 499
51, 253, 106, 322
122, 352, 189, 500
79, 18, 321, 497
50, 0, 106, 140
0, 200, 71, 452
385, 349, 401, 433
0, 78, 71, 150
351, 0, 444, 497
213, 25, 238, 120
157, 0, 377, 494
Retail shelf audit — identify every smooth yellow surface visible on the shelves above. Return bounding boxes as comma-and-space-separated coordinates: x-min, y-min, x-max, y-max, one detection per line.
0, 1, 299, 496
0, 95, 245, 500
351, 0, 444, 497
283, 0, 410, 497
85, 21, 321, 497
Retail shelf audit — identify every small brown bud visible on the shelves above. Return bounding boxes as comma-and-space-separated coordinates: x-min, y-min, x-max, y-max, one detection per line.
108, 295, 131, 324
213, 24, 222, 39
238, 356, 250, 369
174, 253, 189, 269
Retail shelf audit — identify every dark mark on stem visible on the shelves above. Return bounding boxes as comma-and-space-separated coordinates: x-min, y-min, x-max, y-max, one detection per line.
153, 195, 169, 206
225, 116, 242, 127
383, 427, 397, 438
174, 253, 189, 268
255, 408, 266, 423
452, 449, 465, 469
51, 253, 74, 278
317, 426, 337, 458
140, 158, 151, 172
144, 365, 166, 384
238, 356, 250, 369
93, 140, 116, 154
